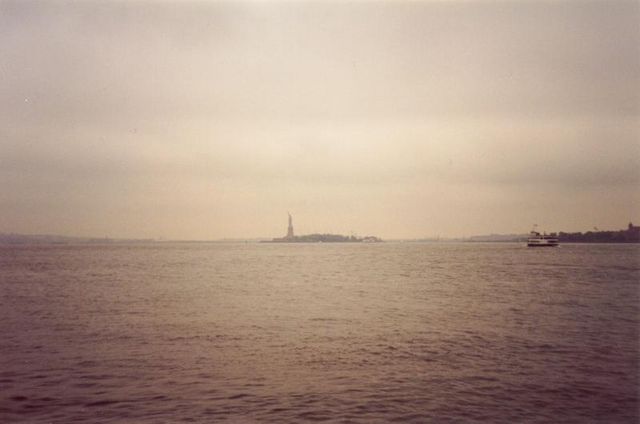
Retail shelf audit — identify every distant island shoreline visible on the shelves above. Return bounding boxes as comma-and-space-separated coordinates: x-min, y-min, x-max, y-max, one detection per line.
261, 213, 382, 243
262, 233, 382, 243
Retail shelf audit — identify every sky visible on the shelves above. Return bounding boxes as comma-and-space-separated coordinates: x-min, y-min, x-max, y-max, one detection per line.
1, 0, 638, 240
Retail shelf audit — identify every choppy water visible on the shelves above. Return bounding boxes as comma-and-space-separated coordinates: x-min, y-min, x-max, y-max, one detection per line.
1, 242, 638, 423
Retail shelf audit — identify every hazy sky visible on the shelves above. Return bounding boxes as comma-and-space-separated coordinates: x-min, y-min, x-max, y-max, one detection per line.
1, 0, 638, 239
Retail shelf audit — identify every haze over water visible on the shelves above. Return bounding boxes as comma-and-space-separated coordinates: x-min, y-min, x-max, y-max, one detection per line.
2, 242, 638, 423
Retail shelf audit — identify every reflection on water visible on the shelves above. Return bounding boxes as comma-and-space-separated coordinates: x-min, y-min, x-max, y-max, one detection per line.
1, 243, 638, 422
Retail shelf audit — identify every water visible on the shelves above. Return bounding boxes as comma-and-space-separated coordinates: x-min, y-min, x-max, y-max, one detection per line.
1, 242, 638, 423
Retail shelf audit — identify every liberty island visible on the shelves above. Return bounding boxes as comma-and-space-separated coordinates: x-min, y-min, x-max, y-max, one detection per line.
266, 213, 382, 243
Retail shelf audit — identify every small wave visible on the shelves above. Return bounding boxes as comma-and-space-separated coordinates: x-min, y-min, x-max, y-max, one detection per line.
228, 393, 250, 400
85, 399, 123, 407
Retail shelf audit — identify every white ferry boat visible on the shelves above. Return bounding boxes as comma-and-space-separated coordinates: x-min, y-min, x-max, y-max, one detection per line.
527, 231, 559, 247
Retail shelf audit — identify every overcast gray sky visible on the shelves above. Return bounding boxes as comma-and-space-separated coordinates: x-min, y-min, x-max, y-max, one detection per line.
1, 0, 638, 239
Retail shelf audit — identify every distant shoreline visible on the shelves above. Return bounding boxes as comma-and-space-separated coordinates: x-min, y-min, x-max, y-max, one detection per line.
1, 239, 638, 246
2, 224, 638, 245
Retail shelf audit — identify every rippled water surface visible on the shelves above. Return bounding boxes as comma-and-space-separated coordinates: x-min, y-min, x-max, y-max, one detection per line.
1, 242, 638, 423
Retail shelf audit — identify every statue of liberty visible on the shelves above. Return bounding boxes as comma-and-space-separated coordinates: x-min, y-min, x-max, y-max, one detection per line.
286, 212, 294, 239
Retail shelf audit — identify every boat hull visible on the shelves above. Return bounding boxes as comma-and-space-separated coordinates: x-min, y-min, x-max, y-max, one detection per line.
527, 230, 559, 247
